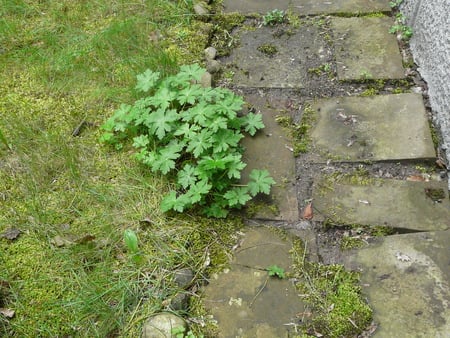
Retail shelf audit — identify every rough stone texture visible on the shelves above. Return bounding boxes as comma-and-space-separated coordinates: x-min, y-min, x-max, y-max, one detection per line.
400, 0, 450, 188
222, 0, 290, 13
204, 46, 217, 60
173, 268, 194, 288
202, 227, 305, 337
222, 24, 327, 88
332, 17, 405, 80
290, 0, 391, 15
222, 0, 390, 15
240, 94, 299, 222
309, 94, 436, 162
343, 230, 450, 337
312, 178, 450, 232
142, 313, 187, 338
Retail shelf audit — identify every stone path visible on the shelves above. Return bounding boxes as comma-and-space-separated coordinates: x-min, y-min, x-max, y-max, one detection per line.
203, 1, 450, 337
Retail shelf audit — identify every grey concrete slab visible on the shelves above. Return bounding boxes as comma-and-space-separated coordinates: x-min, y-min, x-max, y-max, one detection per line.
309, 93, 436, 162
290, 0, 391, 15
313, 177, 450, 231
222, 24, 326, 88
332, 17, 406, 80
202, 227, 305, 337
241, 94, 298, 221
222, 0, 290, 14
343, 230, 450, 337
222, 0, 391, 15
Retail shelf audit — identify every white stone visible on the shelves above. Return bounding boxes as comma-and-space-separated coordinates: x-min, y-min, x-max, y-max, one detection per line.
142, 313, 187, 338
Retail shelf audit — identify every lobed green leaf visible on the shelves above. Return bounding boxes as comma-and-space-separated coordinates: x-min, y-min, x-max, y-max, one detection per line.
136, 69, 160, 93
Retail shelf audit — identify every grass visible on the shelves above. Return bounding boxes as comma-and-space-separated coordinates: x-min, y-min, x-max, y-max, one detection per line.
0, 1, 242, 336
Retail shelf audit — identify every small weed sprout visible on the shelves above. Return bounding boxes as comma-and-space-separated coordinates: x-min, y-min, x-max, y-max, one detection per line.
267, 265, 285, 279
263, 9, 286, 26
172, 326, 203, 338
389, 13, 413, 40
124, 229, 142, 264
359, 70, 373, 81
389, 0, 403, 8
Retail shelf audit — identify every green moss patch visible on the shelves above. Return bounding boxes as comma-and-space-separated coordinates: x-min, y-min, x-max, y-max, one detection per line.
291, 241, 372, 337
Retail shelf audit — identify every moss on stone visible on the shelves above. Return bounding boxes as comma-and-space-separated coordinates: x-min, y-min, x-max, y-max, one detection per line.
340, 236, 365, 250
290, 240, 372, 337
257, 43, 278, 56
292, 104, 316, 156
209, 13, 246, 57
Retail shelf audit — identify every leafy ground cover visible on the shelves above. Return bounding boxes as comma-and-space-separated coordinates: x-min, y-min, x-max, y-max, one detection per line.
0, 1, 243, 336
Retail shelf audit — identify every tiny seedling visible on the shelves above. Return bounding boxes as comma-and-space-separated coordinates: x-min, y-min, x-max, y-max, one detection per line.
267, 265, 285, 279
263, 9, 285, 26
172, 326, 203, 338
123, 229, 142, 264
389, 13, 413, 40
389, 0, 403, 8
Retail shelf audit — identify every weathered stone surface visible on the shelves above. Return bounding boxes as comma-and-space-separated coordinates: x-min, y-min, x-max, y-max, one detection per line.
142, 313, 187, 338
222, 24, 327, 88
202, 227, 305, 337
173, 268, 194, 289
309, 94, 436, 162
223, 0, 390, 15
290, 0, 391, 15
313, 177, 450, 231
206, 59, 221, 74
240, 94, 298, 221
204, 46, 217, 60
332, 17, 405, 80
343, 230, 450, 337
193, 2, 209, 15
199, 71, 212, 88
222, 0, 290, 14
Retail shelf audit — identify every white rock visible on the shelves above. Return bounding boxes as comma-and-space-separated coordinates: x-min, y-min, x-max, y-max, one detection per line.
204, 46, 217, 60
142, 313, 187, 338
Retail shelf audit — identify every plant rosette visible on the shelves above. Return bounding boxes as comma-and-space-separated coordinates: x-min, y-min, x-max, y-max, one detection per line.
101, 64, 275, 217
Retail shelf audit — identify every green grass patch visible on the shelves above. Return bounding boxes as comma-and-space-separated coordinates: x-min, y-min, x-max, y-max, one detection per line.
0, 1, 241, 336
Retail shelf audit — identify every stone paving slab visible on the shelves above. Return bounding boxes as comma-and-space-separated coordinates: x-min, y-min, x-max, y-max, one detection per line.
332, 17, 406, 80
241, 94, 298, 222
309, 93, 436, 162
222, 0, 290, 14
202, 227, 304, 337
313, 177, 450, 231
223, 0, 391, 15
222, 24, 326, 88
343, 230, 450, 337
290, 0, 391, 15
